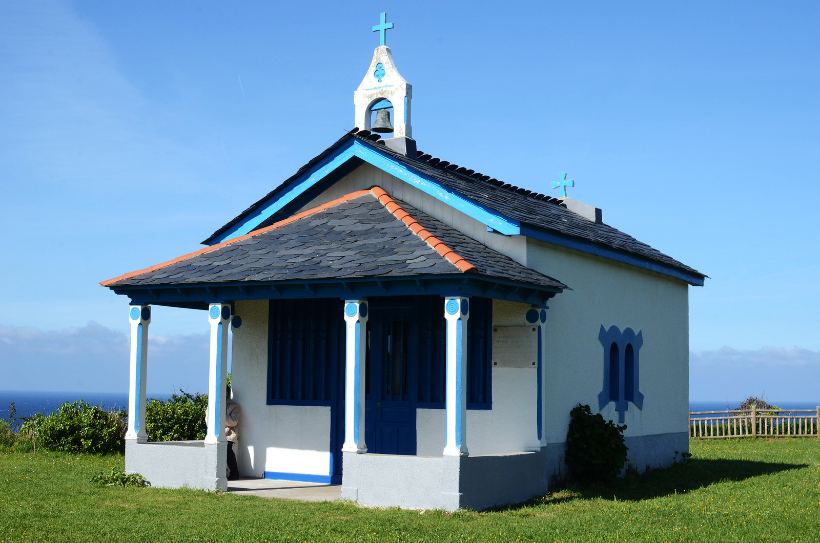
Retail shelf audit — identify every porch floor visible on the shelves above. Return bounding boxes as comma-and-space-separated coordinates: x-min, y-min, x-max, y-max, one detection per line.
227, 478, 342, 502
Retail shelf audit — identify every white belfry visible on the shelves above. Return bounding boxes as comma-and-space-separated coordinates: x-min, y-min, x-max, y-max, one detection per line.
205, 303, 231, 444
126, 305, 150, 442
354, 47, 412, 139
443, 296, 469, 456
342, 300, 368, 453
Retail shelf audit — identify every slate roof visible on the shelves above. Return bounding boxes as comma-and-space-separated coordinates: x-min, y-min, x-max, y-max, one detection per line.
203, 129, 705, 283
103, 188, 566, 293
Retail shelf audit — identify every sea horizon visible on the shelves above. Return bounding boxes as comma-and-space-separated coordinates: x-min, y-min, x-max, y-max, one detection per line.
1, 390, 817, 429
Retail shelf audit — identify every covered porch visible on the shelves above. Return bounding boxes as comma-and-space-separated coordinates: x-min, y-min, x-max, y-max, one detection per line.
104, 187, 566, 509
120, 284, 556, 508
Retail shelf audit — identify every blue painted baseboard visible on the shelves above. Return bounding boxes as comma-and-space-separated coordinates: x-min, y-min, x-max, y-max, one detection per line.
263, 471, 332, 484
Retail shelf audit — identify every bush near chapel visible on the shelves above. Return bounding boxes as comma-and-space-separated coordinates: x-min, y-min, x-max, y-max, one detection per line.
145, 392, 208, 442
19, 402, 126, 455
564, 404, 628, 484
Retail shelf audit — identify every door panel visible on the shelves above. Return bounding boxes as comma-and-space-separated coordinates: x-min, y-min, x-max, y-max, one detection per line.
365, 301, 417, 455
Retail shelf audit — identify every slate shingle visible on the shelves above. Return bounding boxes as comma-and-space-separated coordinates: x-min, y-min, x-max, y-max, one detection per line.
111, 193, 566, 291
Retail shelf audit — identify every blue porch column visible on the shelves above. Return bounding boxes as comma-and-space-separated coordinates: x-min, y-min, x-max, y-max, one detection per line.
342, 300, 368, 453
205, 303, 231, 444
443, 296, 469, 456
526, 305, 549, 448
126, 305, 150, 442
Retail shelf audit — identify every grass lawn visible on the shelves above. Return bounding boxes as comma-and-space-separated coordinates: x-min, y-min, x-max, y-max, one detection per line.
0, 439, 818, 542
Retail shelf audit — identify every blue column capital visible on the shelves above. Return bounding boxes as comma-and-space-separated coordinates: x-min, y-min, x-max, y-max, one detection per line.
208, 303, 231, 322
444, 296, 469, 319
129, 304, 151, 323
344, 299, 368, 320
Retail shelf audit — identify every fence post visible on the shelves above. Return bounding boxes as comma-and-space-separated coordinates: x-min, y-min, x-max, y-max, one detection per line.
816, 406, 819, 439
751, 405, 757, 438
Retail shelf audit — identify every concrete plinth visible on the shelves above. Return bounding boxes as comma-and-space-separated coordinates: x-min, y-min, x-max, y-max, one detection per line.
125, 439, 227, 491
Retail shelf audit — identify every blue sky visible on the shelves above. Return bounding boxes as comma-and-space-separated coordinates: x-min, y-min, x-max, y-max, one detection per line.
1, 1, 818, 400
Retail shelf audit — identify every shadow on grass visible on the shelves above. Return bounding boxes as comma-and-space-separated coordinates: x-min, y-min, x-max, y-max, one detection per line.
540, 458, 809, 505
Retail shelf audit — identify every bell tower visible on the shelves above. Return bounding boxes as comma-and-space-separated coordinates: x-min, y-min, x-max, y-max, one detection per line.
354, 12, 415, 155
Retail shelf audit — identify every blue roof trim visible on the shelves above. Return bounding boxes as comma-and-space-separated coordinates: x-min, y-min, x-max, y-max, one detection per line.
212, 139, 521, 244
521, 225, 705, 286
352, 141, 520, 235
213, 143, 359, 242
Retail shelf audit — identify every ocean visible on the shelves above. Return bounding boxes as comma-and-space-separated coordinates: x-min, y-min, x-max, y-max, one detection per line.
0, 391, 170, 431
0, 391, 816, 431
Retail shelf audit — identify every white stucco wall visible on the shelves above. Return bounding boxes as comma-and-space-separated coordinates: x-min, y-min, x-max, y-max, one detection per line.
526, 240, 690, 446
231, 300, 332, 479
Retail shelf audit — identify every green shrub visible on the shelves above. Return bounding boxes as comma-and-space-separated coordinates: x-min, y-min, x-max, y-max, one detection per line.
564, 404, 628, 484
145, 392, 207, 442
91, 467, 150, 487
0, 419, 14, 448
23, 402, 126, 455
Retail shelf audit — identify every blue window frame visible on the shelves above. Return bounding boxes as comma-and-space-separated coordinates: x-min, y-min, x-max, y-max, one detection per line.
598, 325, 644, 423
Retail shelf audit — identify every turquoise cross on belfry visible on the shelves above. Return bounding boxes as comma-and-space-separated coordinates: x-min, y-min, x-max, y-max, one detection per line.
372, 12, 394, 46
552, 173, 575, 198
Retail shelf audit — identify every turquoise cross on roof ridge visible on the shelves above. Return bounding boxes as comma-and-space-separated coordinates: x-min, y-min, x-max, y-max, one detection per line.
372, 12, 394, 46
552, 173, 575, 198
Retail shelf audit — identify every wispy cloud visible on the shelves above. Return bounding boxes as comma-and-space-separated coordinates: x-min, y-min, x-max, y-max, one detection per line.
0, 322, 209, 394
690, 347, 820, 402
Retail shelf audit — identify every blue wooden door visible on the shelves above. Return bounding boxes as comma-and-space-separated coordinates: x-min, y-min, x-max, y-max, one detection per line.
365, 301, 417, 455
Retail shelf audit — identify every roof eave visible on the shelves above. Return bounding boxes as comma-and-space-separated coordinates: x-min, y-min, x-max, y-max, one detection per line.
108, 274, 564, 310
520, 224, 706, 286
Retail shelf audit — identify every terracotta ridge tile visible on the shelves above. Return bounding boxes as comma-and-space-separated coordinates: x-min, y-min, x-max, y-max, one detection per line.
101, 189, 372, 287
368, 186, 477, 273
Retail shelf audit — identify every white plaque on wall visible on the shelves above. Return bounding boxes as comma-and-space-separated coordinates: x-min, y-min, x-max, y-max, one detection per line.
492, 325, 537, 368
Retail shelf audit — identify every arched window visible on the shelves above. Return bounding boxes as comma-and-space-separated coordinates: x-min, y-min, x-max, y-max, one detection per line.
624, 344, 635, 403
608, 342, 619, 402
599, 325, 644, 422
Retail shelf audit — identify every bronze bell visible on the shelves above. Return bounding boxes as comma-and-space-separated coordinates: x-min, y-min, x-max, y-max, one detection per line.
371, 108, 394, 133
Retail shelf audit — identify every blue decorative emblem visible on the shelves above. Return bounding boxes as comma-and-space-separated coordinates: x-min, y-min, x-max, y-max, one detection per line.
540, 309, 547, 323
460, 299, 469, 316
209, 305, 220, 319
221, 306, 231, 320
374, 63, 385, 83
526, 309, 539, 324
141, 306, 151, 321
130, 307, 141, 321
359, 302, 368, 319
345, 302, 358, 317
445, 299, 459, 315
231, 316, 242, 329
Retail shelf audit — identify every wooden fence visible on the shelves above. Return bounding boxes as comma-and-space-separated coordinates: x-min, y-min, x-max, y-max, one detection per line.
689, 406, 820, 439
